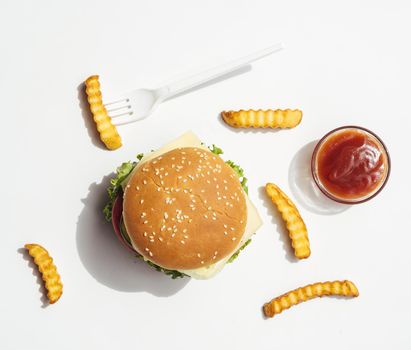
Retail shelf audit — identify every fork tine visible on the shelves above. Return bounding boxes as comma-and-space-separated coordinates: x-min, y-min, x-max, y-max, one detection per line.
112, 113, 151, 126
106, 104, 131, 113
104, 98, 129, 107
109, 110, 133, 119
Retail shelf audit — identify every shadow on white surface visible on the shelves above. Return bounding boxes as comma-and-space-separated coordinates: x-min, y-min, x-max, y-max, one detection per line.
288, 141, 350, 215
257, 186, 297, 263
162, 64, 252, 102
76, 175, 189, 296
18, 248, 49, 308
77, 83, 107, 150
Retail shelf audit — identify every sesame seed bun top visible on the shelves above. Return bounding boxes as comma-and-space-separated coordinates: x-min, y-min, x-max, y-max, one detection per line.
122, 147, 247, 270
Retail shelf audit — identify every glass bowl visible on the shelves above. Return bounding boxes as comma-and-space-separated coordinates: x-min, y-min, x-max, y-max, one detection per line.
311, 126, 391, 204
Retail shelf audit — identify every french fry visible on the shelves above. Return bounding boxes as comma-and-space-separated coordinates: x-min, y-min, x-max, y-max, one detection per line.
263, 280, 359, 318
266, 183, 310, 259
85, 75, 122, 150
25, 244, 63, 304
221, 109, 302, 129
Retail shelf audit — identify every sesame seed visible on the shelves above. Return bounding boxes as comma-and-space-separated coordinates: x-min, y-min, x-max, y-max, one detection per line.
157, 187, 161, 192
145, 248, 149, 252
207, 206, 212, 210
136, 186, 140, 190
164, 212, 168, 219
143, 232, 148, 237
213, 256, 216, 260
184, 235, 188, 239
171, 233, 176, 237
197, 253, 201, 258
140, 199, 144, 204
201, 261, 204, 264
232, 237, 237, 241
142, 168, 149, 172
230, 227, 235, 231
149, 251, 153, 257
143, 180, 147, 185
127, 184, 131, 188
141, 212, 146, 218
158, 237, 163, 242
224, 231, 228, 235
143, 220, 148, 224
152, 231, 156, 236
183, 229, 187, 233
181, 240, 185, 244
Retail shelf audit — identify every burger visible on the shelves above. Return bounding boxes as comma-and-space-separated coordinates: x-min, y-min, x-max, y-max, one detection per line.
103, 131, 262, 279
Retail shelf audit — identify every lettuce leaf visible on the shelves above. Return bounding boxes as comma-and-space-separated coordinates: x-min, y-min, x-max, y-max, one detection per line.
209, 144, 248, 194
103, 153, 143, 222
227, 239, 252, 263
143, 259, 187, 279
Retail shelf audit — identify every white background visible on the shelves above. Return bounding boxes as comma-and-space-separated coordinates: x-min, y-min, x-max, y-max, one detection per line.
1, 0, 410, 349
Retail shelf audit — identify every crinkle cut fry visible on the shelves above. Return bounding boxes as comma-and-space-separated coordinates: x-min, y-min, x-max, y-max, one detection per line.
221, 109, 302, 129
265, 183, 310, 259
25, 244, 63, 304
85, 75, 122, 150
263, 280, 359, 318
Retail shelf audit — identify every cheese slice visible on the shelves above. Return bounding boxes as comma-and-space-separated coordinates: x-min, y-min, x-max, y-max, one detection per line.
124, 131, 263, 279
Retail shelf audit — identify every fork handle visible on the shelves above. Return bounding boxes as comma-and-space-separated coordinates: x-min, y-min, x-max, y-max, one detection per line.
156, 43, 283, 101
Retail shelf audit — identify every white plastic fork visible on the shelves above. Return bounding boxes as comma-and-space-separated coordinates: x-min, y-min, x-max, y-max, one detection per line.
105, 43, 283, 126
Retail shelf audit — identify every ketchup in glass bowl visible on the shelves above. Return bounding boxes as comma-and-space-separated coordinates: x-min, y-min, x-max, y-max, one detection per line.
311, 126, 390, 204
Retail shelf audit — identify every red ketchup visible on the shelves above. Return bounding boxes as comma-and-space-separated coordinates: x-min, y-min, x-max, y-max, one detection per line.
313, 127, 390, 203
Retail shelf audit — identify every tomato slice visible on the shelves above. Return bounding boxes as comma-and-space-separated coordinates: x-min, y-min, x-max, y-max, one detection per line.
111, 194, 135, 252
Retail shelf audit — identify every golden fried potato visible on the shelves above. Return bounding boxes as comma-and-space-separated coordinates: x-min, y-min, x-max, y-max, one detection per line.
266, 183, 310, 259
85, 75, 122, 150
221, 109, 302, 129
263, 280, 359, 318
25, 244, 63, 304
